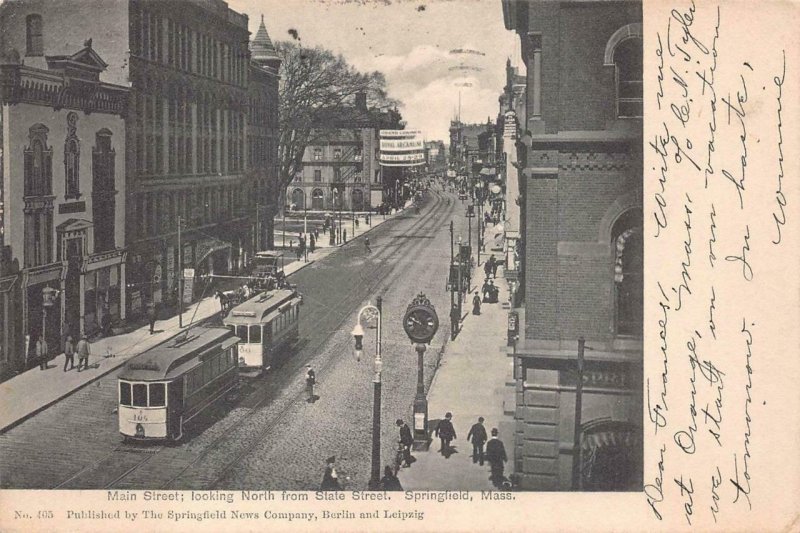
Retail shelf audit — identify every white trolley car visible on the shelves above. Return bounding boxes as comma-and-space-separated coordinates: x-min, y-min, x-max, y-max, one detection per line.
223, 288, 302, 375
117, 327, 240, 441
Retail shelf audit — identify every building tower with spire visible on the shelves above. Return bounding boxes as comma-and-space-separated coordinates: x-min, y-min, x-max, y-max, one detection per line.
248, 14, 282, 250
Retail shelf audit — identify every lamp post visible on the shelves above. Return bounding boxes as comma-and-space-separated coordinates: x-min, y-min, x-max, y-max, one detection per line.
352, 297, 382, 489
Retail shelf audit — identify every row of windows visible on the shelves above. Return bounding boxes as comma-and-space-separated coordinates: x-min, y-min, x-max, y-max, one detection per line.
312, 147, 363, 161
133, 183, 253, 240
23, 123, 115, 198
133, 92, 246, 177
130, 7, 248, 87
301, 167, 363, 183
185, 347, 237, 396
230, 305, 299, 344
120, 381, 166, 407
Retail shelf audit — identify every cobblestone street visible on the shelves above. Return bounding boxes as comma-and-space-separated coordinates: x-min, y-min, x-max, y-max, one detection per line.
0, 189, 468, 490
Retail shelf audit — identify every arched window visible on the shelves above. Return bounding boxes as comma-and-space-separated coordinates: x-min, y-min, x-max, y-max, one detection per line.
64, 112, 80, 198
291, 188, 305, 209
613, 38, 642, 118
24, 124, 52, 197
612, 208, 643, 336
26, 14, 43, 56
311, 188, 324, 210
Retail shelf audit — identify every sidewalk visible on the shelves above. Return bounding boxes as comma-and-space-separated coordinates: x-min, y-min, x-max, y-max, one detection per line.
275, 202, 413, 249
397, 261, 516, 491
0, 205, 405, 434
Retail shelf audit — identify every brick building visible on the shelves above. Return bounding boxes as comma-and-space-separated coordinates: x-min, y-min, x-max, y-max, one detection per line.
0, 0, 281, 349
502, 0, 643, 490
0, 14, 128, 376
287, 94, 402, 212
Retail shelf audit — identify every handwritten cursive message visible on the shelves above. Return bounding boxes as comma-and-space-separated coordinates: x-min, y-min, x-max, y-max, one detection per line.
645, 1, 796, 528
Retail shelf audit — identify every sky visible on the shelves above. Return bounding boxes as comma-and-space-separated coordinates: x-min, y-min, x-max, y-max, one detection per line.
228, 0, 523, 142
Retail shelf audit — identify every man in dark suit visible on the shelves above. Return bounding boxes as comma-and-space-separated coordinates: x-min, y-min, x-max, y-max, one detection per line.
435, 412, 457, 455
320, 456, 341, 490
486, 428, 508, 486
467, 417, 488, 465
396, 419, 414, 467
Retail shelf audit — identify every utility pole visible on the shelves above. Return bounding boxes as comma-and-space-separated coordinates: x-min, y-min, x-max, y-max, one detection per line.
178, 215, 183, 328
572, 337, 586, 490
449, 221, 454, 310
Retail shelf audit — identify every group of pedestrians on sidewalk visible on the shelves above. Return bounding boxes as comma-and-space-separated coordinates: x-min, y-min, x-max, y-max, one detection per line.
37, 334, 91, 372
430, 413, 509, 488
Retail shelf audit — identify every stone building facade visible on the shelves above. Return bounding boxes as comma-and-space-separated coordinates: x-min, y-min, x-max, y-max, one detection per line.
287, 95, 401, 212
0, 24, 128, 375
502, 0, 643, 491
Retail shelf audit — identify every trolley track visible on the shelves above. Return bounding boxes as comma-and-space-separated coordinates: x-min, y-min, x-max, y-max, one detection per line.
49, 191, 454, 490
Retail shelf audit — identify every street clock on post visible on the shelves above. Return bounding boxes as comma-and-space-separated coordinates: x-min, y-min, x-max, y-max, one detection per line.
404, 293, 438, 442
403, 293, 439, 344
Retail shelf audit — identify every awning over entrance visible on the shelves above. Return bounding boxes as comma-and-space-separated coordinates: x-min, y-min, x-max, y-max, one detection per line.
195, 238, 231, 267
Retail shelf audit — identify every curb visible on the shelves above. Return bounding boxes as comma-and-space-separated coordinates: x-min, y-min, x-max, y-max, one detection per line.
0, 207, 407, 434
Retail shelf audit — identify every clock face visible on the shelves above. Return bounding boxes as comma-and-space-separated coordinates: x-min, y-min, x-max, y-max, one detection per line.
403, 306, 439, 343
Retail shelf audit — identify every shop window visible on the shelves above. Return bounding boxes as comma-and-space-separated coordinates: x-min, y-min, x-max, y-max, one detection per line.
612, 209, 643, 336
26, 14, 43, 56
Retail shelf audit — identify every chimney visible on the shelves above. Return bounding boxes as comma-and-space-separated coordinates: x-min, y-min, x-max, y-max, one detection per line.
355, 91, 367, 110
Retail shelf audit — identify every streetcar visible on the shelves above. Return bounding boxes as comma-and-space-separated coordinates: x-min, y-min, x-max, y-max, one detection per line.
117, 327, 240, 441
249, 251, 286, 291
223, 287, 303, 375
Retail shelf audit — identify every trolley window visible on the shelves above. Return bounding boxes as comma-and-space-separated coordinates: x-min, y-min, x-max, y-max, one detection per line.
249, 325, 262, 344
149, 383, 166, 407
120, 382, 132, 406
236, 325, 248, 343
132, 384, 148, 407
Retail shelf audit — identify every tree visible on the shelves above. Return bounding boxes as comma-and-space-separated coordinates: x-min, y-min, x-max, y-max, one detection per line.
276, 41, 400, 197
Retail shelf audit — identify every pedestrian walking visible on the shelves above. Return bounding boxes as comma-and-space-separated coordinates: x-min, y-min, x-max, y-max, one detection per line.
320, 456, 342, 490
482, 278, 491, 302
449, 303, 460, 340
484, 256, 493, 279
310, 233, 316, 253
467, 417, 488, 465
305, 365, 316, 402
76, 334, 90, 371
365, 237, 371, 253
472, 292, 481, 315
380, 465, 403, 491
147, 302, 157, 334
488, 279, 498, 303
63, 335, 75, 372
355, 218, 359, 229
486, 428, 508, 486
396, 419, 414, 467
490, 254, 499, 278
36, 335, 49, 370
435, 412, 457, 456
100, 307, 112, 338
